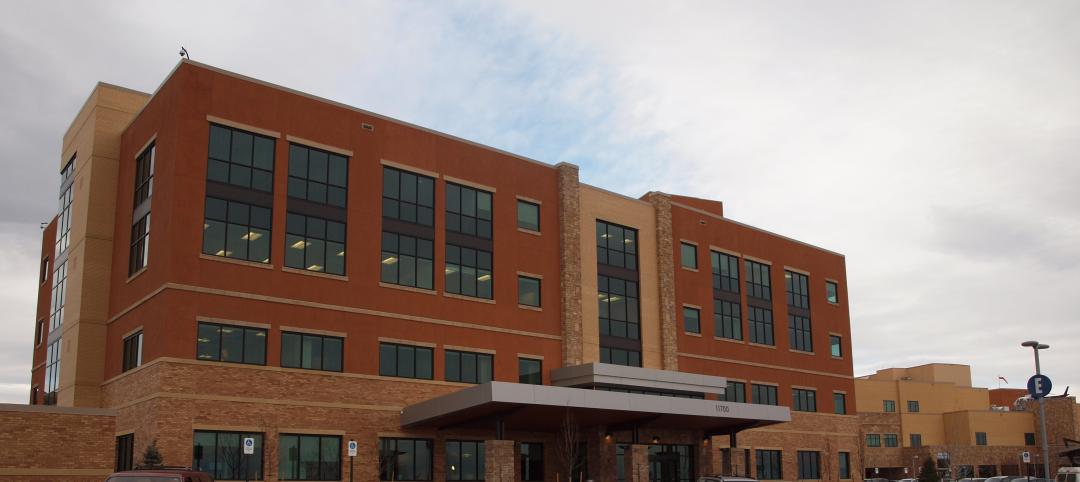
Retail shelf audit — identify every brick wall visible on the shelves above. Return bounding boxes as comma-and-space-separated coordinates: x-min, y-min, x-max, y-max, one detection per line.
0, 404, 116, 482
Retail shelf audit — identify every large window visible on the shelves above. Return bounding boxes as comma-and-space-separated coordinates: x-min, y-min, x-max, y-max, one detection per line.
196, 322, 267, 365
910, 434, 922, 447
279, 434, 340, 481
445, 440, 485, 481
711, 251, 739, 293
756, 450, 782, 480
129, 213, 150, 275
49, 261, 67, 330
600, 347, 641, 367
680, 242, 697, 269
446, 183, 493, 239
834, 392, 847, 414
521, 442, 544, 481
122, 331, 142, 372
752, 384, 777, 405
788, 314, 813, 352
725, 381, 746, 403
285, 213, 345, 275
519, 358, 542, 385
683, 306, 700, 334
826, 280, 839, 304
797, 451, 820, 480
976, 432, 987, 446
745, 260, 771, 300
598, 275, 640, 340
288, 143, 348, 208
748, 306, 774, 345
207, 124, 275, 192
830, 335, 843, 357
381, 232, 434, 290
596, 221, 637, 270
714, 299, 742, 340
383, 167, 435, 226
792, 388, 817, 412
203, 197, 272, 263
445, 245, 493, 299
445, 350, 493, 384
134, 143, 155, 206
380, 438, 433, 481
44, 339, 60, 404
884, 434, 899, 447
116, 434, 134, 472
866, 434, 881, 447
883, 400, 896, 412
518, 276, 541, 307
839, 452, 851, 479
517, 200, 539, 232
785, 270, 809, 309
379, 343, 433, 380
281, 332, 343, 372
55, 157, 74, 256
194, 431, 264, 480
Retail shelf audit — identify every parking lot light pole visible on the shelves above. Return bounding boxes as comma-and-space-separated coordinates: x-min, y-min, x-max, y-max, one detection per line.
1022, 340, 1051, 480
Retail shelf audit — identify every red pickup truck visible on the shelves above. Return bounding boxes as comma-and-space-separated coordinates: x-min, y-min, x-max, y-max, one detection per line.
105, 468, 214, 482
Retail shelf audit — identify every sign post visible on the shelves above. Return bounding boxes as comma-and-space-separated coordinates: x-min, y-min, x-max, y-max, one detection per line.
243, 437, 255, 482
1027, 372, 1053, 479
348, 440, 357, 482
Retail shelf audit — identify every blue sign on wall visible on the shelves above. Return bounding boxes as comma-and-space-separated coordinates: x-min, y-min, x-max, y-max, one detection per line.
1027, 374, 1052, 399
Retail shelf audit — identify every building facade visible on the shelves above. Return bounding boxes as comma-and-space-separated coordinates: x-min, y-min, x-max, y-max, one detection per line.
17, 60, 859, 482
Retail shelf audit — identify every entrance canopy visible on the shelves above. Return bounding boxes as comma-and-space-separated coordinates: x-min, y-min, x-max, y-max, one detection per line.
401, 382, 790, 435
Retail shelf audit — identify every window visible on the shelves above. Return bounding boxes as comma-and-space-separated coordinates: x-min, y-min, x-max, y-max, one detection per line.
383, 167, 435, 226
129, 213, 150, 275
884, 434, 898, 447
744, 260, 771, 300
115, 433, 134, 472
285, 213, 346, 275
1025, 432, 1036, 445
883, 400, 896, 412
598, 275, 640, 340
752, 384, 778, 405
55, 157, 74, 256
446, 350, 493, 384
202, 197, 272, 263
380, 438, 433, 481
792, 388, 817, 412
379, 343, 433, 380
797, 451, 820, 480
978, 465, 997, 478
519, 358, 542, 385
596, 220, 637, 270
600, 347, 641, 367
34, 319, 45, 346
196, 322, 267, 365
826, 280, 839, 304
910, 433, 922, 447
788, 314, 812, 352
711, 251, 739, 293
50, 261, 67, 330
521, 442, 544, 481
133, 143, 155, 206
725, 381, 746, 403
517, 200, 540, 232
445, 245, 493, 299
445, 440, 484, 481
446, 183, 493, 239
518, 276, 541, 307
380, 232, 434, 290
785, 270, 809, 309
830, 335, 843, 357
866, 434, 881, 447
907, 400, 920, 412
756, 450, 782, 480
207, 124, 275, 192
976, 432, 987, 446
40, 256, 49, 284
279, 434, 339, 481
714, 299, 742, 340
838, 452, 851, 479
683, 306, 700, 334
281, 332, 343, 372
44, 338, 60, 405
288, 143, 348, 208
122, 331, 142, 372
748, 306, 774, 345
834, 392, 847, 414
194, 431, 264, 480
680, 242, 697, 269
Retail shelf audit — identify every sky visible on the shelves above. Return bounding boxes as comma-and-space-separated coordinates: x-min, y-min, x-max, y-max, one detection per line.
1, 1, 1078, 404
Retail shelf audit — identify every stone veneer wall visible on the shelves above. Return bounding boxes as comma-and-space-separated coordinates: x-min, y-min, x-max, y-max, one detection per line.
557, 162, 584, 366
644, 192, 679, 371
0, 404, 116, 481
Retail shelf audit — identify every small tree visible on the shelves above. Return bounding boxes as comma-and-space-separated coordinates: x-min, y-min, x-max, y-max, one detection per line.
919, 457, 940, 482
141, 439, 163, 468
553, 409, 582, 481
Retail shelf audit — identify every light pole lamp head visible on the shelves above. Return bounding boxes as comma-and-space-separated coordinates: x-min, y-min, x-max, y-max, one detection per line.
1022, 341, 1040, 348
1038, 344, 1049, 350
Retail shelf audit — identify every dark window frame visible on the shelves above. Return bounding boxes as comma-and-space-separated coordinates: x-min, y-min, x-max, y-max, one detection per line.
34, 319, 45, 346
446, 182, 493, 239
826, 280, 839, 304
714, 299, 742, 340
287, 143, 349, 208
382, 166, 435, 227
1024, 432, 1036, 445
122, 331, 142, 372
711, 251, 740, 293
518, 275, 541, 307
751, 384, 778, 406
680, 242, 697, 269
50, 261, 67, 330
281, 332, 343, 372
518, 358, 542, 385
867, 434, 881, 447
910, 433, 922, 447
788, 314, 813, 352
600, 347, 641, 367
596, 220, 638, 271
196, 321, 267, 365
908, 400, 920, 413
785, 270, 810, 309
202, 197, 272, 264
797, 451, 821, 480
445, 439, 485, 481
521, 442, 544, 481
834, 392, 847, 415
598, 275, 640, 340
44, 338, 61, 403
748, 306, 774, 346
194, 430, 265, 481
830, 335, 843, 357
884, 400, 896, 412
517, 199, 540, 232
207, 123, 276, 192
115, 433, 135, 472
285, 212, 346, 276
445, 349, 494, 384
683, 306, 701, 334
133, 142, 155, 207
975, 432, 987, 446
792, 388, 817, 412
756, 449, 782, 480
744, 260, 772, 300
278, 433, 340, 481
129, 212, 151, 275
725, 381, 746, 403
379, 342, 434, 380
380, 232, 434, 290
379, 437, 434, 481
445, 244, 493, 299
884, 433, 899, 447
839, 452, 851, 479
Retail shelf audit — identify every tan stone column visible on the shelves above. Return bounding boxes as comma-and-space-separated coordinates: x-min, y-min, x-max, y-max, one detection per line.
484, 439, 516, 482
623, 444, 650, 482
644, 192, 678, 371
556, 162, 584, 366
698, 439, 716, 477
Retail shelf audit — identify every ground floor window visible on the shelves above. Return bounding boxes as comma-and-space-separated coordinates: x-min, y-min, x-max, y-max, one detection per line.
446, 440, 484, 481
115, 433, 134, 472
193, 430, 264, 480
978, 465, 997, 477
521, 442, 543, 481
380, 437, 433, 481
797, 451, 820, 480
756, 449, 782, 480
647, 444, 693, 482
838, 452, 851, 479
279, 434, 340, 481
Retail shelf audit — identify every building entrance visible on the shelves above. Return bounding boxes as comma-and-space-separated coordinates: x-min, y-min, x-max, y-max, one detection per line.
648, 445, 693, 482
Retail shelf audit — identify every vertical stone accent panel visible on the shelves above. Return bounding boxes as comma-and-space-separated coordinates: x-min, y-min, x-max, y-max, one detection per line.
645, 192, 678, 371
625, 444, 650, 482
484, 439, 516, 482
557, 162, 584, 366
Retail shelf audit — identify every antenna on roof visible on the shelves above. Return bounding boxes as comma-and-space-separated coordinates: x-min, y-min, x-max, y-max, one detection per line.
179, 46, 189, 60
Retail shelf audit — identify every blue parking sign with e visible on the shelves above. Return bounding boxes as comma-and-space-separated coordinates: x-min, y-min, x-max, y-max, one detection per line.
1027, 374, 1052, 399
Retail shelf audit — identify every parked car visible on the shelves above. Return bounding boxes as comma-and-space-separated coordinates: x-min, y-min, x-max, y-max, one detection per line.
698, 476, 759, 482
899, 478, 920, 482
864, 478, 890, 482
1058, 466, 1080, 482
105, 467, 214, 482
986, 476, 1012, 482
958, 478, 987, 482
